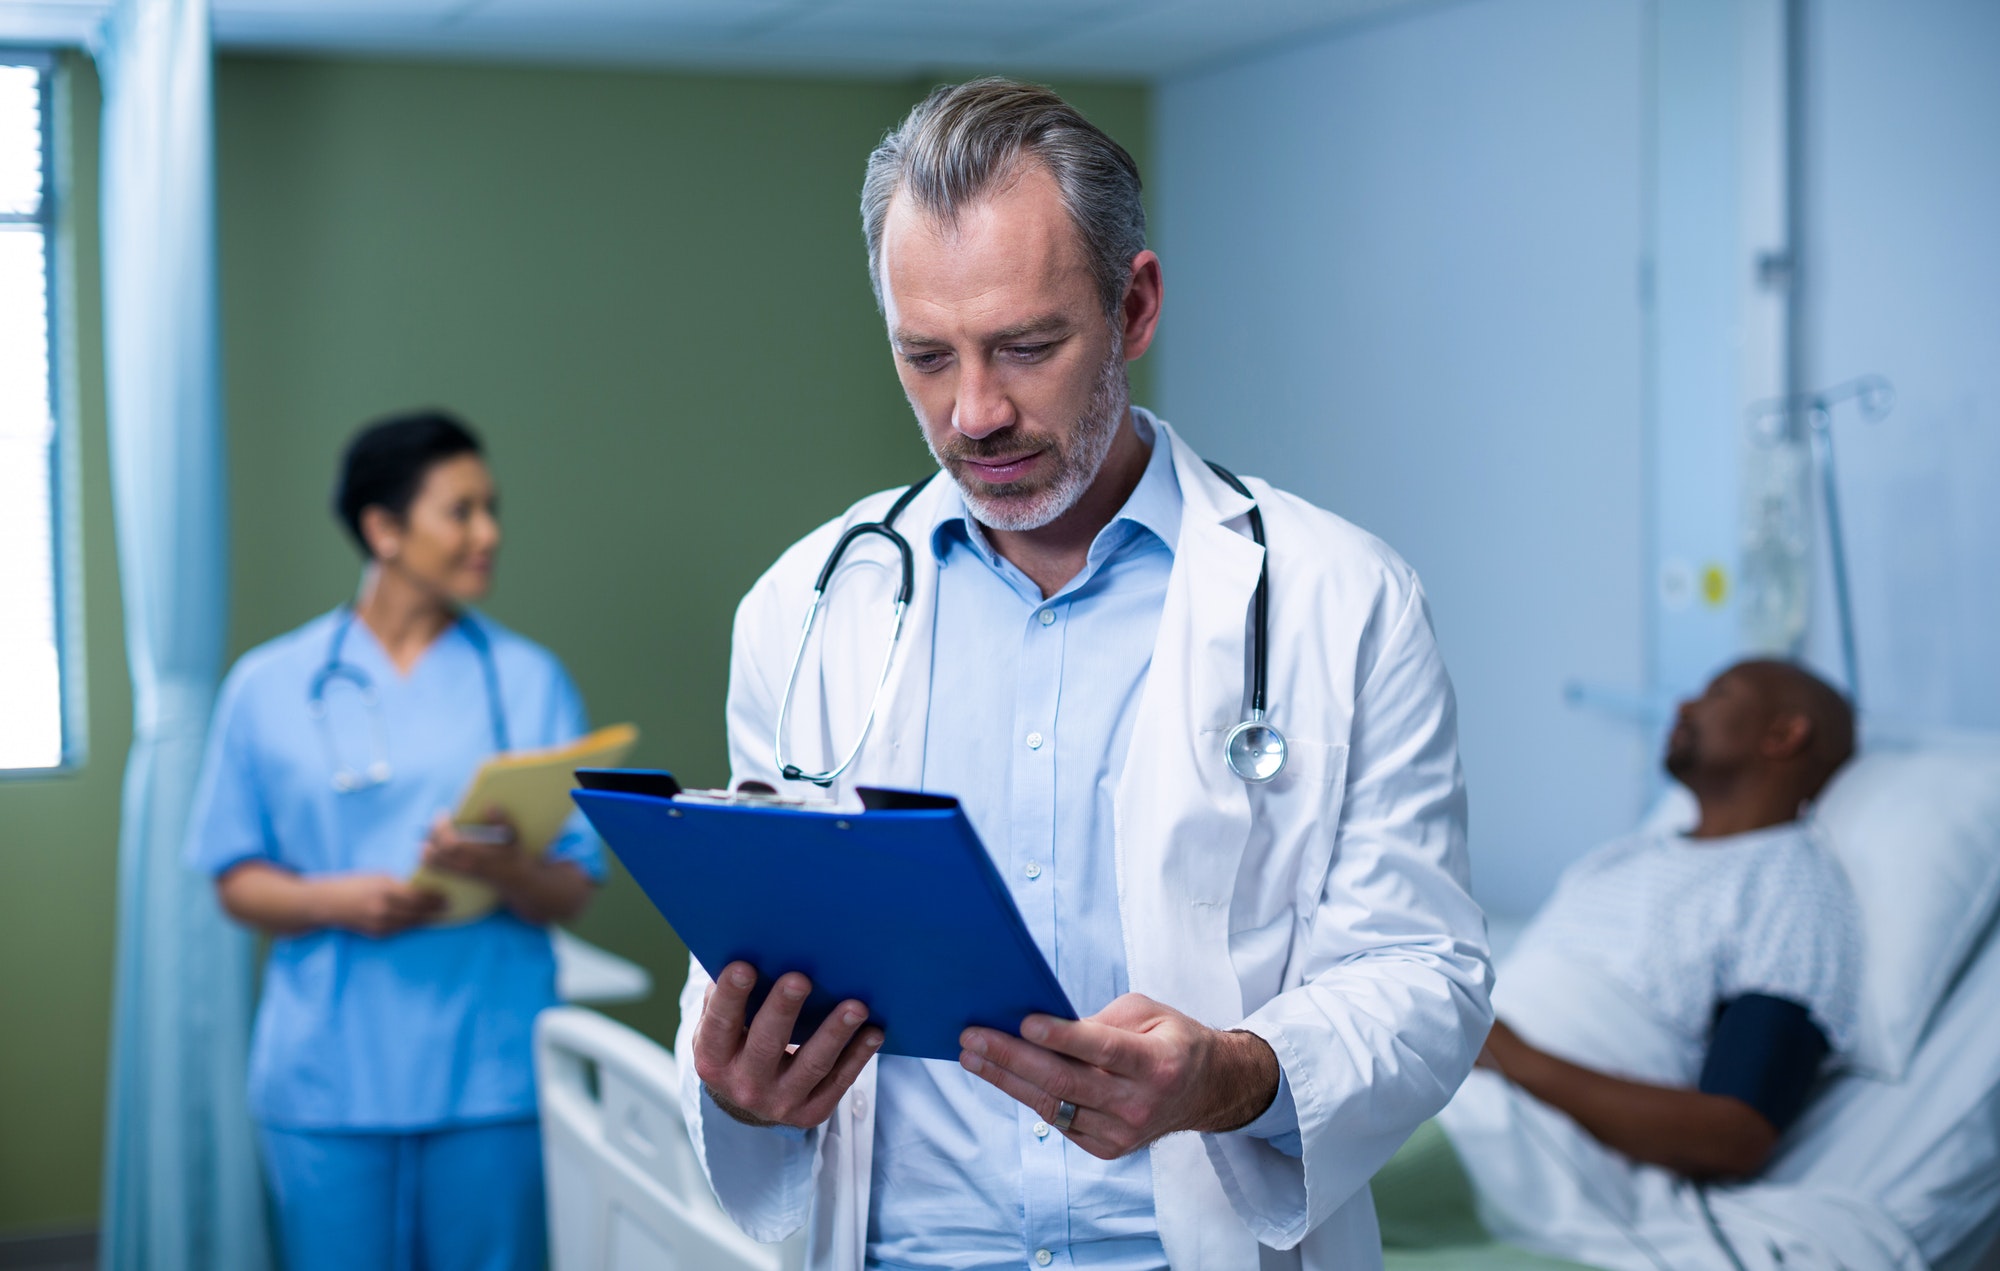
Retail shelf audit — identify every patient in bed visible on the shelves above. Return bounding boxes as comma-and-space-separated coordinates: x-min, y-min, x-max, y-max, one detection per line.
1378, 660, 1868, 1271
1471, 659, 1861, 1181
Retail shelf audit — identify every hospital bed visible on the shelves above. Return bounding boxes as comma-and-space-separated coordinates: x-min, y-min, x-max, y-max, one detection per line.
1379, 739, 2000, 1271
535, 1006, 806, 1271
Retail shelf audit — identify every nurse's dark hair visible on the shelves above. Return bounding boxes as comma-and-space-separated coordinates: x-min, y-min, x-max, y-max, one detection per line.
860, 78, 1145, 319
332, 409, 483, 557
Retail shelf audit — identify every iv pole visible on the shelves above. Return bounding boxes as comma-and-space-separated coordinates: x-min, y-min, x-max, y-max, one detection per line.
1746, 374, 1894, 704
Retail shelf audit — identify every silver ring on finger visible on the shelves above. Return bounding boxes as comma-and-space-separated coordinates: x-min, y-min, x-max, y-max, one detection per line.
1053, 1099, 1078, 1132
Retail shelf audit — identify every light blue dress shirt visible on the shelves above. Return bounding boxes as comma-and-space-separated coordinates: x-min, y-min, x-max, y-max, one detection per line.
185, 609, 604, 1131
867, 418, 1294, 1271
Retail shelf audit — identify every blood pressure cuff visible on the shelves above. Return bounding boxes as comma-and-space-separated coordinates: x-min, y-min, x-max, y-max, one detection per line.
1697, 993, 1832, 1133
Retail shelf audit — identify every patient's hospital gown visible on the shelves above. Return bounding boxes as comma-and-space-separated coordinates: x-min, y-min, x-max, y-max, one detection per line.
1439, 822, 1877, 1271
1510, 821, 1860, 1083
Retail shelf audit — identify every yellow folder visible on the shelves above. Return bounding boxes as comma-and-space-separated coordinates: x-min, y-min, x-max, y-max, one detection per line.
411, 722, 639, 924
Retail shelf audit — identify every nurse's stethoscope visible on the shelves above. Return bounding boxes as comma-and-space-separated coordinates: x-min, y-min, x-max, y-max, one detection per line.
773, 460, 1287, 787
309, 606, 511, 793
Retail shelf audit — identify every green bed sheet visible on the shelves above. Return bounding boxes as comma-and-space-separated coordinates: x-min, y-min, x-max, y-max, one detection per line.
1373, 1121, 1602, 1271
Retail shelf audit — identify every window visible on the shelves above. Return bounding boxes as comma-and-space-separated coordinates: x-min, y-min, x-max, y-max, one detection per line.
0, 54, 72, 772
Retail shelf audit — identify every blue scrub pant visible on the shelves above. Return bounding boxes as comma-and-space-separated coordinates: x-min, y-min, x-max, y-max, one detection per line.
258, 1120, 546, 1271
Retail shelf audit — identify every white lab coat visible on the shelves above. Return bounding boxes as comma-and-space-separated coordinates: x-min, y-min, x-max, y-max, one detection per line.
676, 418, 1493, 1271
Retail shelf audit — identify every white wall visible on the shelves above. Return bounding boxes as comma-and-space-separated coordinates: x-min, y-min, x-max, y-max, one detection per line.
1803, 0, 2000, 733
1151, 0, 1650, 916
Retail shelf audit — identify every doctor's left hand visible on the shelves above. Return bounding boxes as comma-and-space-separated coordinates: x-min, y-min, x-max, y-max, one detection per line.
959, 993, 1281, 1161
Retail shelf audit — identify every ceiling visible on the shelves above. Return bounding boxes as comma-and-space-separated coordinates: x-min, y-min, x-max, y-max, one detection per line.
0, 0, 1435, 79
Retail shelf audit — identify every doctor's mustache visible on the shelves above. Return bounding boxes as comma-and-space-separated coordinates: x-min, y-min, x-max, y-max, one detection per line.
932, 427, 1052, 463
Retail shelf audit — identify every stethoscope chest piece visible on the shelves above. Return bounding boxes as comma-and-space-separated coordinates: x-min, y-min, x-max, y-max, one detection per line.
1205, 459, 1288, 786
1224, 712, 1288, 783
311, 671, 394, 793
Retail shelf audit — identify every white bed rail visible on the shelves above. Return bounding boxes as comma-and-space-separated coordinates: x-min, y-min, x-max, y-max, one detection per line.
536, 1006, 805, 1271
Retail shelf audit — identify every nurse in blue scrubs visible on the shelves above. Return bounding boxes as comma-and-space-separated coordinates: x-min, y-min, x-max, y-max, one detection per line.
186, 410, 603, 1271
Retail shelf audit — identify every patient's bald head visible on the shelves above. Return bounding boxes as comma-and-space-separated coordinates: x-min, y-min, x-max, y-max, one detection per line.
1751, 660, 1856, 793
1666, 660, 1855, 829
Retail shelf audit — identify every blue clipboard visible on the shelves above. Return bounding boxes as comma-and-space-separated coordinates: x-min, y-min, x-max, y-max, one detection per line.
571, 774, 1077, 1062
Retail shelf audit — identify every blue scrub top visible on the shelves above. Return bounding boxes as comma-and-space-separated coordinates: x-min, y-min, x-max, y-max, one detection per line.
185, 608, 606, 1132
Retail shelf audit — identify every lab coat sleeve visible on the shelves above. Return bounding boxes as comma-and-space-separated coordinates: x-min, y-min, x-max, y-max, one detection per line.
1207, 578, 1494, 1248
1233, 1067, 1302, 1157
677, 955, 823, 1241
673, 572, 826, 1241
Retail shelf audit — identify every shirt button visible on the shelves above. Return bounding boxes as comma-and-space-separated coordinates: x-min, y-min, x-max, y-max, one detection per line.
1024, 860, 1043, 880
1035, 1252, 1053, 1267
1026, 731, 1043, 750
1038, 608, 1055, 626
1033, 1120, 1050, 1139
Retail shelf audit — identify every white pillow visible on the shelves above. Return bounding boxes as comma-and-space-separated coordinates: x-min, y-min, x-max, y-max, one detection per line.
1809, 747, 2000, 1080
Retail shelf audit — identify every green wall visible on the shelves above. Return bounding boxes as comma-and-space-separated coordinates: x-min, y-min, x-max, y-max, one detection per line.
0, 53, 1148, 1234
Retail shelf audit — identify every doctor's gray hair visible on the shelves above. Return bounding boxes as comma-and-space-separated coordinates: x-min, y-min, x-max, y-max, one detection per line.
861, 78, 1146, 319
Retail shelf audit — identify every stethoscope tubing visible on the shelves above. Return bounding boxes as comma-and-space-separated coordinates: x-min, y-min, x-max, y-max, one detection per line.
1203, 461, 1270, 719
773, 458, 1284, 787
309, 606, 510, 792
775, 476, 935, 787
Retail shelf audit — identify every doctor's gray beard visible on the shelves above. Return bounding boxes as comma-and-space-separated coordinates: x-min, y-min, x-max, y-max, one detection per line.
925, 339, 1130, 533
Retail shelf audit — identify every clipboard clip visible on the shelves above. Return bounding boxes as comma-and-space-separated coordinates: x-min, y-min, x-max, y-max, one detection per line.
676, 781, 821, 810
574, 770, 960, 815
575, 769, 827, 809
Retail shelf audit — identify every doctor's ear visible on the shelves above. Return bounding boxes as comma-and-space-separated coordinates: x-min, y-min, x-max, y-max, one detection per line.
1117, 250, 1164, 363
359, 505, 405, 562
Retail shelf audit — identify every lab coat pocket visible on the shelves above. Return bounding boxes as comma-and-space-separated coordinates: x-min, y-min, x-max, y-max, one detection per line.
1286, 740, 1350, 941
1228, 740, 1349, 939
1226, 740, 1348, 1006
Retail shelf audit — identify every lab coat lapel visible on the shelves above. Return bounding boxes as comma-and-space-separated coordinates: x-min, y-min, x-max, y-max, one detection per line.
1121, 423, 1266, 1271
1116, 422, 1261, 1024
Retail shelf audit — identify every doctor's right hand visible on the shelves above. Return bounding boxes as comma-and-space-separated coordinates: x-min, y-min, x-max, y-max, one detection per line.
692, 961, 883, 1130
309, 874, 446, 938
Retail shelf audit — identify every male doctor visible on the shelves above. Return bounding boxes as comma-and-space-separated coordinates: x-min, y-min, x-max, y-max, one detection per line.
676, 78, 1494, 1270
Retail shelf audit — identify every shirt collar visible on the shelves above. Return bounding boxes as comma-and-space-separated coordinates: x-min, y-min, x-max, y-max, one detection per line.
928, 407, 1183, 571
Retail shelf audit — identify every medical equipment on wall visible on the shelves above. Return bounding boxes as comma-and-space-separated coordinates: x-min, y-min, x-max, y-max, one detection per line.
1746, 374, 1894, 704
1739, 423, 1813, 657
773, 460, 1288, 788
1564, 374, 1895, 736
309, 607, 511, 792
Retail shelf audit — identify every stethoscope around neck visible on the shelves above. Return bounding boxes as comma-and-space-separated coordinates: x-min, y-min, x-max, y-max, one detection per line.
308, 606, 510, 793
772, 459, 1288, 788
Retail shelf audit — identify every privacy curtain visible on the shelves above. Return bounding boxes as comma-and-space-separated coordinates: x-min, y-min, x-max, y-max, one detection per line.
93, 1, 269, 1266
